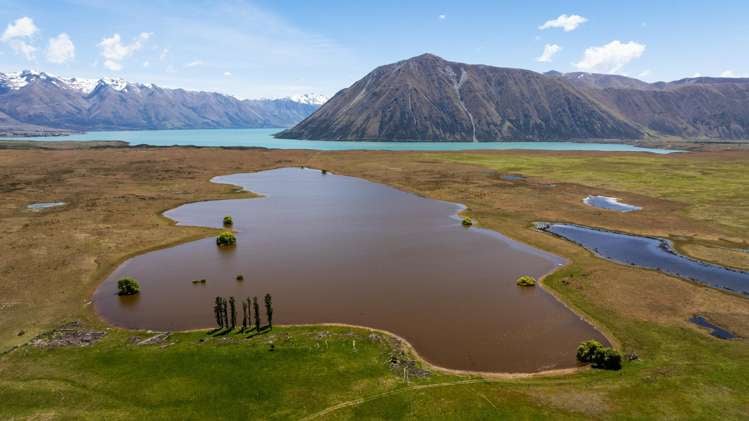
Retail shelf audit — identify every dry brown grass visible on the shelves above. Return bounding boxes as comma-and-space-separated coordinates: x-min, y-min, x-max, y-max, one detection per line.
0, 146, 747, 352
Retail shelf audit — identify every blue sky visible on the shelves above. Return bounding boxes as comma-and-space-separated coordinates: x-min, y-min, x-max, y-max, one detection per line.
1, 0, 747, 98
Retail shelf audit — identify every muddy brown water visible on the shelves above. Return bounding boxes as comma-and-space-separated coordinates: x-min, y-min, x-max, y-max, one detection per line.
95, 168, 608, 372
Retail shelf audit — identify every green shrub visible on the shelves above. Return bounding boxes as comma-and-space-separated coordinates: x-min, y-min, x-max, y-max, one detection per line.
117, 277, 140, 296
593, 347, 622, 370
236, 274, 244, 281
216, 231, 237, 247
461, 216, 473, 226
223, 216, 233, 226
576, 340, 603, 363
516, 275, 536, 287
576, 340, 622, 370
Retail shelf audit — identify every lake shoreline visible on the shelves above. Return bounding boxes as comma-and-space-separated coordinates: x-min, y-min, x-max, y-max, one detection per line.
94, 168, 610, 373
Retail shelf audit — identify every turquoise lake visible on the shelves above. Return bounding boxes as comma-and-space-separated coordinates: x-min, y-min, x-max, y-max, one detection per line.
20, 128, 677, 153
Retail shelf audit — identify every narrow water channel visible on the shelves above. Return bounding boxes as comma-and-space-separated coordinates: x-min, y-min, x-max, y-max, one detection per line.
94, 168, 608, 372
539, 223, 749, 295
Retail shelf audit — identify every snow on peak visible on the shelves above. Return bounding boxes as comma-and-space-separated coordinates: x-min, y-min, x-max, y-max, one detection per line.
98, 77, 128, 91
63, 77, 99, 94
289, 93, 329, 105
0, 70, 50, 90
0, 70, 136, 94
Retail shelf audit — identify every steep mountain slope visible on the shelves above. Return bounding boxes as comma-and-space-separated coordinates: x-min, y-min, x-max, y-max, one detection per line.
279, 54, 749, 142
0, 71, 320, 132
278, 54, 642, 141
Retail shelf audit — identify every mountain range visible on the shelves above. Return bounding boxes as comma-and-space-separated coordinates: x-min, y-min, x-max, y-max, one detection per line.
277, 54, 749, 142
0, 71, 328, 136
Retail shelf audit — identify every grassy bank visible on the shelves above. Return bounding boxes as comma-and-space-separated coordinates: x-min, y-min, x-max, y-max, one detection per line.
0, 146, 748, 418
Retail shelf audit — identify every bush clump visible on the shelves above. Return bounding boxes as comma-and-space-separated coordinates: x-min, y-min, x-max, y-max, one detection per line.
516, 275, 536, 287
595, 347, 622, 370
461, 216, 473, 226
236, 274, 244, 281
576, 339, 622, 370
223, 216, 233, 226
117, 277, 140, 296
216, 231, 237, 247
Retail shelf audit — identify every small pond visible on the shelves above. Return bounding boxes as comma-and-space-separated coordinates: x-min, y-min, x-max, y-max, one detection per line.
583, 196, 641, 212
27, 202, 65, 211
689, 315, 737, 340
95, 168, 608, 373
500, 174, 526, 181
539, 223, 749, 295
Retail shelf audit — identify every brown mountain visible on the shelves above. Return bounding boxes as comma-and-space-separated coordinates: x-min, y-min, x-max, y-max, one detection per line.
278, 54, 749, 142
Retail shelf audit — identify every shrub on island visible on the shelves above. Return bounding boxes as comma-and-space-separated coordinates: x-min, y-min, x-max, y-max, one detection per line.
576, 339, 622, 370
216, 231, 237, 247
223, 216, 233, 226
461, 216, 473, 226
516, 275, 536, 287
117, 277, 140, 296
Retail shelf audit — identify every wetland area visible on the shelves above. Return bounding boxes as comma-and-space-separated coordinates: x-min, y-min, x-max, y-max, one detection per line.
2, 146, 748, 419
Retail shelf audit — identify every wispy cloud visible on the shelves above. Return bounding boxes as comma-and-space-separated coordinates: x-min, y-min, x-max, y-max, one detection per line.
98, 32, 151, 71
1, 16, 37, 41
185, 60, 205, 67
539, 14, 587, 32
536, 44, 561, 62
1, 16, 38, 60
46, 33, 75, 63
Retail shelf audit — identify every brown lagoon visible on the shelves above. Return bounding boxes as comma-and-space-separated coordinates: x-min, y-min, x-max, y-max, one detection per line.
94, 168, 607, 372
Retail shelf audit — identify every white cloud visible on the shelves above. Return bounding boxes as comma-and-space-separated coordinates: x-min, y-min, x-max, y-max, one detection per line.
1, 17, 38, 42
97, 32, 151, 71
692, 72, 702, 78
224, 71, 232, 77
143, 60, 150, 67
438, 14, 446, 20
1, 17, 39, 60
719, 70, 747, 78
538, 14, 587, 32
536, 43, 561, 63
574, 40, 646, 73
46, 33, 75, 63
159, 48, 169, 61
637, 69, 652, 78
9, 40, 36, 60
185, 60, 205, 67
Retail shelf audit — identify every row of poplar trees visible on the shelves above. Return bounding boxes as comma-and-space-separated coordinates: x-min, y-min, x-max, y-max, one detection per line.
214, 294, 273, 331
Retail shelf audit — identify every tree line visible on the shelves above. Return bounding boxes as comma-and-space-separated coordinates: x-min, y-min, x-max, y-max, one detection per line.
213, 294, 273, 332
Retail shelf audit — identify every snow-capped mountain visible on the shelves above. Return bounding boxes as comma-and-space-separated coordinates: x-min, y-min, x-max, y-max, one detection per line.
289, 93, 329, 105
0, 71, 157, 95
0, 70, 322, 133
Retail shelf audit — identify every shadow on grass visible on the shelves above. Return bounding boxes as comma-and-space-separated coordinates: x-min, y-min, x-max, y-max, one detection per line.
206, 325, 273, 338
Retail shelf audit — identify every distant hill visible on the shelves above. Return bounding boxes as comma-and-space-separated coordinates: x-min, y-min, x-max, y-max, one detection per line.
0, 71, 324, 135
278, 54, 749, 142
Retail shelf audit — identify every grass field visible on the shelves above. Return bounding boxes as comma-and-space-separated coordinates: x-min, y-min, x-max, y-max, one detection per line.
1, 146, 748, 419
